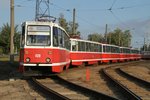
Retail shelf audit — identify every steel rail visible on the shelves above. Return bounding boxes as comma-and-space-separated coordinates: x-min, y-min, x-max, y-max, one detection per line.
30, 77, 70, 100
118, 68, 150, 88
55, 75, 118, 100
102, 68, 142, 100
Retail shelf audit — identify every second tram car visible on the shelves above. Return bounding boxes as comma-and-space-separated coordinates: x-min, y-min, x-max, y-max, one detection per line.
130, 48, 141, 60
70, 38, 102, 66
120, 47, 131, 62
102, 44, 120, 63
19, 21, 70, 75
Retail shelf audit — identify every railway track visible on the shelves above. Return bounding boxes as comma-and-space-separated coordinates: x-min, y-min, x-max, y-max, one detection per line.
102, 65, 150, 100
60, 61, 143, 100
118, 68, 150, 89
29, 75, 118, 100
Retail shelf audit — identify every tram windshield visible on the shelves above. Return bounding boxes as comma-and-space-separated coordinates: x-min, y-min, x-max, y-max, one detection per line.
26, 25, 50, 46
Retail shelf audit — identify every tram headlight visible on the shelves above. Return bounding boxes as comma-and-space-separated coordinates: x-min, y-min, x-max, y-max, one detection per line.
26, 58, 30, 63
46, 58, 51, 63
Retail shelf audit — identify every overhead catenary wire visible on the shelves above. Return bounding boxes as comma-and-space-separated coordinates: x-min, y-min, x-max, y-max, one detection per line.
108, 0, 117, 11
76, 3, 150, 12
107, 0, 131, 28
14, 0, 150, 35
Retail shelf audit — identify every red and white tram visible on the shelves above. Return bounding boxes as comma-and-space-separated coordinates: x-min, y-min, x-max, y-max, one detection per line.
120, 47, 131, 62
102, 44, 120, 63
19, 21, 70, 75
70, 38, 141, 66
130, 48, 141, 60
19, 21, 141, 76
70, 38, 102, 66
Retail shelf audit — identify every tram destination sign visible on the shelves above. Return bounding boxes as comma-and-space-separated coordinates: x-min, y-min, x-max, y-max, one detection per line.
28, 25, 50, 32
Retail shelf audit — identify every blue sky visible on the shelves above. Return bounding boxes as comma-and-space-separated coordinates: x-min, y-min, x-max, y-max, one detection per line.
1, 0, 150, 49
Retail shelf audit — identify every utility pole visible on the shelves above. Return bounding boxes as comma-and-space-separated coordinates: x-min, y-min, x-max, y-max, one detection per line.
72, 8, 76, 35
10, 0, 14, 62
109, 32, 111, 44
105, 24, 108, 43
144, 37, 146, 51
119, 32, 120, 46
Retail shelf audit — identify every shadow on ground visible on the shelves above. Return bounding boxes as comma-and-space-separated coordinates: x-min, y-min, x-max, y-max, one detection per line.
0, 61, 22, 80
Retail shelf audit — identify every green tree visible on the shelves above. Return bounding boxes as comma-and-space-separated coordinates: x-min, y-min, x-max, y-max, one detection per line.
68, 21, 80, 36
0, 23, 20, 54
58, 13, 69, 32
122, 30, 131, 47
106, 28, 131, 47
88, 33, 103, 42
58, 13, 80, 37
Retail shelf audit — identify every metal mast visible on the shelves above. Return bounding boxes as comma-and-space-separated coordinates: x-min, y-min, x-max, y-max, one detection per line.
10, 0, 14, 62
35, 0, 50, 21
72, 8, 76, 35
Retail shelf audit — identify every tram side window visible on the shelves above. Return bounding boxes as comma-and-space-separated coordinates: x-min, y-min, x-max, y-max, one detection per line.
125, 49, 127, 53
124, 49, 127, 53
123, 48, 125, 53
57, 28, 61, 47
78, 41, 81, 51
116, 47, 120, 53
86, 43, 89, 51
81, 42, 86, 51
93, 44, 98, 52
131, 50, 134, 54
137, 50, 139, 54
103, 46, 106, 52
72, 40, 78, 51
103, 45, 109, 52
90, 43, 94, 52
106, 46, 111, 52
111, 47, 119, 53
78, 41, 85, 51
98, 45, 102, 52
58, 29, 64, 48
92, 43, 98, 52
53, 27, 64, 48
124, 48, 130, 53
111, 47, 114, 53
127, 49, 130, 53
89, 43, 92, 52
64, 31, 70, 50
120, 48, 123, 53
117, 47, 120, 53
53, 27, 59, 47
132, 50, 138, 54
21, 25, 25, 47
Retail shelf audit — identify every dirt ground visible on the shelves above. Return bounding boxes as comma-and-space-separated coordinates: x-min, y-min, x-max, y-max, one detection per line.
121, 60, 150, 82
0, 59, 149, 99
59, 60, 150, 98
0, 60, 45, 100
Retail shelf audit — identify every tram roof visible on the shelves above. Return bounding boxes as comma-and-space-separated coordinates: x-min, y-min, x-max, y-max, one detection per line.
23, 21, 59, 26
